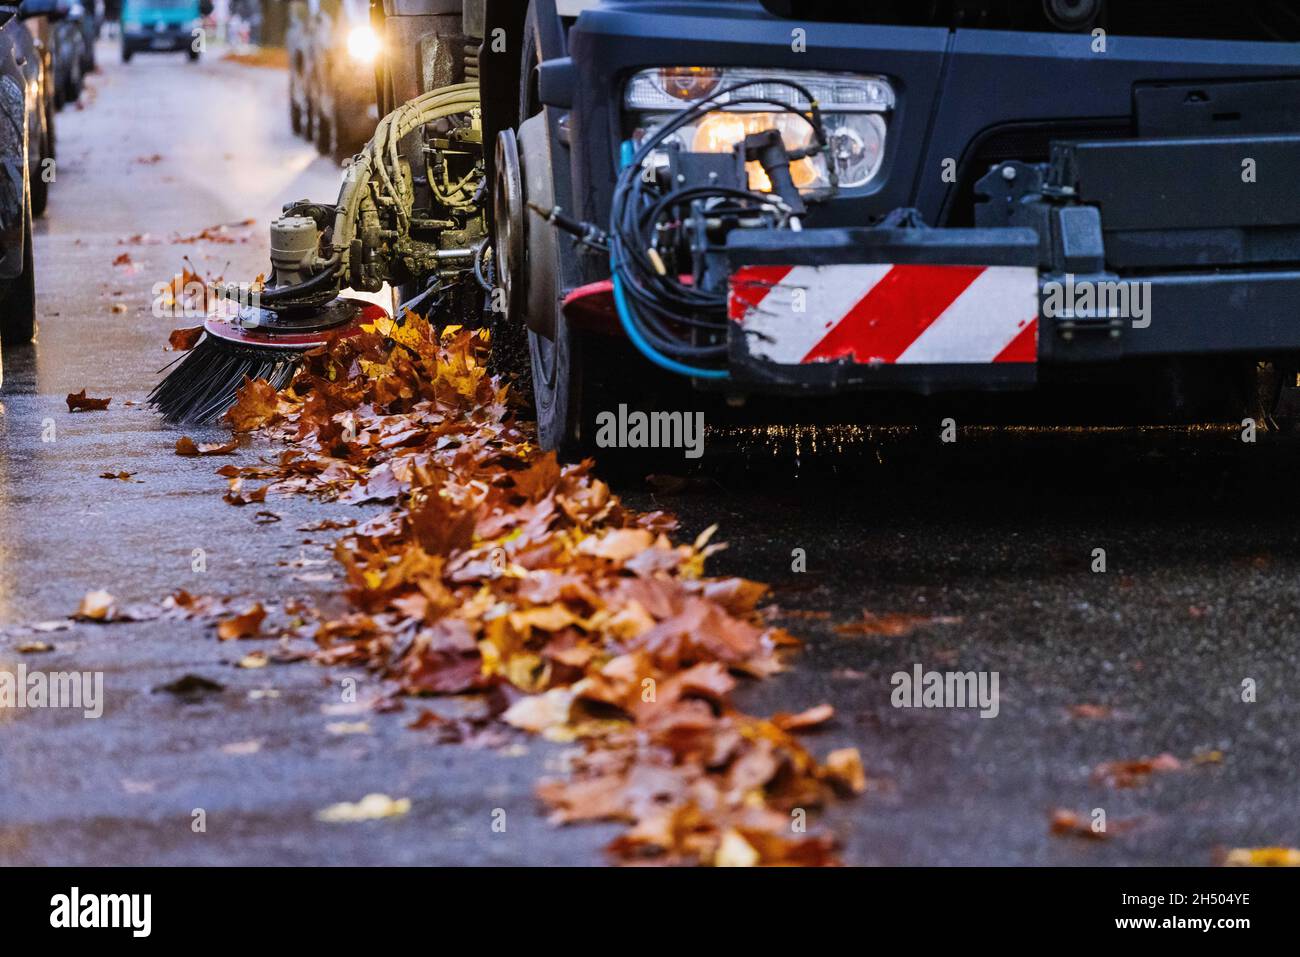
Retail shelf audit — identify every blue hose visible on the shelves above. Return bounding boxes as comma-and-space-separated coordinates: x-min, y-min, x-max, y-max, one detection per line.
611, 140, 729, 380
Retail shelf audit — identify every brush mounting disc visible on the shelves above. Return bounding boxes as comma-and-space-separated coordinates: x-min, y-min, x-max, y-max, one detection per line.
202, 297, 380, 350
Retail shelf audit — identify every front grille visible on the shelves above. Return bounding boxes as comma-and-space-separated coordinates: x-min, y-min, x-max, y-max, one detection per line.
940, 119, 1133, 226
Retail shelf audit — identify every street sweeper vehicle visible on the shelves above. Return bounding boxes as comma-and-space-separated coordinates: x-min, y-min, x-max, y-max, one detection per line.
153, 0, 1300, 453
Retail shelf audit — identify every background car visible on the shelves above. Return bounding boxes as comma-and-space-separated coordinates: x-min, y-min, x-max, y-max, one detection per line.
120, 0, 211, 62
1, 0, 64, 363
287, 0, 310, 135
73, 0, 98, 73
50, 2, 83, 106
287, 0, 379, 160
19, 1, 57, 217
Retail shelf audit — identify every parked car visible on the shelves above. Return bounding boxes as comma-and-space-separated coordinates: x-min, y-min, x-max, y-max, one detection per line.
19, 1, 57, 217
287, 0, 310, 134
49, 3, 83, 106
72, 0, 98, 73
120, 0, 210, 62
1, 0, 64, 365
288, 0, 379, 160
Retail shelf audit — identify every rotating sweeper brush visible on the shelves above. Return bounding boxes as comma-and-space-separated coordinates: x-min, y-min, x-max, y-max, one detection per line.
149, 83, 484, 424
147, 296, 374, 425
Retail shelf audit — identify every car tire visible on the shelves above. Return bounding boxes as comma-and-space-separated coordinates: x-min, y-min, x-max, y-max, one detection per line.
332, 99, 371, 162
64, 58, 81, 104
30, 158, 49, 219
1, 204, 38, 347
122, 44, 133, 63
304, 93, 317, 142
31, 105, 52, 220
314, 107, 332, 156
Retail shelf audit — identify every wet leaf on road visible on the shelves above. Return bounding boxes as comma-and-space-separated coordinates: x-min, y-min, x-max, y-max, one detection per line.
175, 435, 238, 456
237, 651, 269, 669
173, 220, 255, 245
1092, 752, 1183, 788
217, 603, 267, 641
1049, 808, 1138, 840
221, 740, 262, 756
835, 611, 962, 638
74, 589, 117, 621
223, 478, 269, 506
1222, 847, 1300, 867
772, 703, 835, 732
824, 747, 868, 795
297, 518, 357, 532
1066, 703, 1115, 720
315, 793, 410, 823
66, 390, 112, 413
325, 721, 371, 736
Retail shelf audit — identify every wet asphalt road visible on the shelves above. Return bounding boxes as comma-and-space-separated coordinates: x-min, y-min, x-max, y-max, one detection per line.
1, 43, 1298, 866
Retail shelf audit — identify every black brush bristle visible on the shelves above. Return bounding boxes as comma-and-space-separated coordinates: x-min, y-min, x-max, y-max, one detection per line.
148, 334, 304, 425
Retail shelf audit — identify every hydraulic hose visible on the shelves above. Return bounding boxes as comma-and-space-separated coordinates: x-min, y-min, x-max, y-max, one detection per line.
330, 83, 480, 264
259, 84, 481, 305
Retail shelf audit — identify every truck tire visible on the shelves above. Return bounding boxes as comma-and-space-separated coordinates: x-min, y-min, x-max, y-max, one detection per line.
1, 204, 37, 346
511, 3, 583, 454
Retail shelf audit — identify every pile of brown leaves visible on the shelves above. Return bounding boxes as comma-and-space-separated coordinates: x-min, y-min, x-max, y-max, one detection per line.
212, 313, 862, 865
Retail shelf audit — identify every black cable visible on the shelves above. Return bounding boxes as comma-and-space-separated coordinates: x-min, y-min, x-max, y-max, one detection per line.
609, 78, 830, 369
259, 257, 343, 304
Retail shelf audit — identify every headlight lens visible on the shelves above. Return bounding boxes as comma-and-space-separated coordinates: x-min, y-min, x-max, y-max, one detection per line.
624, 67, 894, 191
346, 25, 381, 63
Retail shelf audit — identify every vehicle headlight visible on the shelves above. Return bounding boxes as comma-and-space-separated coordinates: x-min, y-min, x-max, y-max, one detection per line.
346, 25, 381, 63
623, 67, 894, 192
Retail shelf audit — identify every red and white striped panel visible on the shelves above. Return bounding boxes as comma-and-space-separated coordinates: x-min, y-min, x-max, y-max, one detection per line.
728, 264, 1038, 365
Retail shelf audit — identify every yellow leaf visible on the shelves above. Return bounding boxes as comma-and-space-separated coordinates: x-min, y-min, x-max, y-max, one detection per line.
315, 793, 411, 823
1224, 847, 1300, 867
75, 589, 116, 621
715, 829, 759, 867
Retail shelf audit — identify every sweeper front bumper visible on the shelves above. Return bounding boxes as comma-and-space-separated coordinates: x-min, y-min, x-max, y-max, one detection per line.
710, 132, 1300, 395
